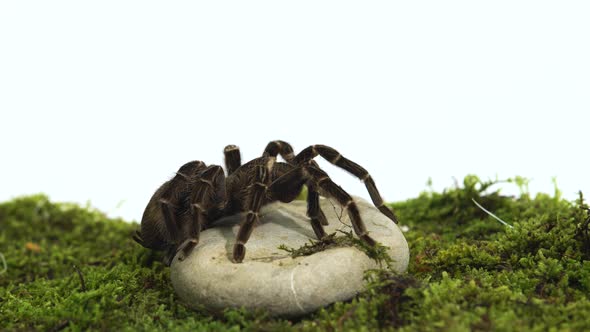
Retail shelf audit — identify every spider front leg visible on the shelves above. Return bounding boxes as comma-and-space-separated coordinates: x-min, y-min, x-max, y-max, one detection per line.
233, 160, 274, 263
306, 182, 329, 238
262, 140, 330, 230
268, 166, 328, 240
293, 145, 398, 223
262, 140, 295, 163
306, 164, 377, 246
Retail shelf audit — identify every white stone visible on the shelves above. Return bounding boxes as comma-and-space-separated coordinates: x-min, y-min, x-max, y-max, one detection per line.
170, 196, 409, 317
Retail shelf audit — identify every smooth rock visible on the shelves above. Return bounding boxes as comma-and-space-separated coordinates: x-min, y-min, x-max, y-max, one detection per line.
170, 196, 409, 317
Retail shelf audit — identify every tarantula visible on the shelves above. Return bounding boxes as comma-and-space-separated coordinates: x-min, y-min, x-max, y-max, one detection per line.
133, 141, 398, 265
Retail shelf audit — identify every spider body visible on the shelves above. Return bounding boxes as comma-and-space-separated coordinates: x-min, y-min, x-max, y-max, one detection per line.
133, 141, 398, 265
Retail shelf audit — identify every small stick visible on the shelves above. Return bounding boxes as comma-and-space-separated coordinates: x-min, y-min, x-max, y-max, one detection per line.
472, 198, 514, 228
72, 264, 87, 292
328, 198, 347, 227
0, 252, 6, 274
49, 319, 70, 332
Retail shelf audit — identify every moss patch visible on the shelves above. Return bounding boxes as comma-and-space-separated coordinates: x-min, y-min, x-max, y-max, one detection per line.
278, 230, 395, 269
1, 175, 589, 331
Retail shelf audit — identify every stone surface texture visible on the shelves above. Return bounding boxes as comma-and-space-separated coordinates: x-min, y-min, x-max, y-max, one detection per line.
170, 196, 409, 317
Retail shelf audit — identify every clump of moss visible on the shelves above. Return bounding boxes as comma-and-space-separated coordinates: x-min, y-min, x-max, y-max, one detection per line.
1, 175, 590, 331
278, 230, 394, 268
574, 192, 590, 260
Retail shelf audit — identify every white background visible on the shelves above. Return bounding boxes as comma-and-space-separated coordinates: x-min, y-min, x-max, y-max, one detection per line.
1, 1, 588, 222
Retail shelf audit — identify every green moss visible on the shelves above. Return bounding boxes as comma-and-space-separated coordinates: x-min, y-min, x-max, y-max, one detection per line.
278, 230, 394, 268
1, 175, 590, 331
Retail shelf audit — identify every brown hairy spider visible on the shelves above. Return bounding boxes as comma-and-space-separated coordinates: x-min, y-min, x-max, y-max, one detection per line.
133, 141, 398, 265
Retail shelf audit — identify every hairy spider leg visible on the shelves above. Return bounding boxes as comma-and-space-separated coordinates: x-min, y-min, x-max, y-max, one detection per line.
263, 140, 330, 227
267, 166, 328, 240
306, 182, 329, 238
158, 200, 181, 266
305, 164, 377, 246
224, 145, 241, 176
305, 161, 330, 226
155, 161, 207, 266
293, 145, 398, 223
174, 165, 226, 263
262, 140, 295, 163
160, 200, 181, 244
132, 230, 144, 246
233, 158, 275, 263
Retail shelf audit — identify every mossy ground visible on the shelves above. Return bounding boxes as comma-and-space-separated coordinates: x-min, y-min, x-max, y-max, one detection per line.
1, 175, 589, 331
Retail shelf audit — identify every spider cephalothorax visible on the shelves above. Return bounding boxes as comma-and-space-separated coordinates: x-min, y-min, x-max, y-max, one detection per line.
133, 141, 398, 265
